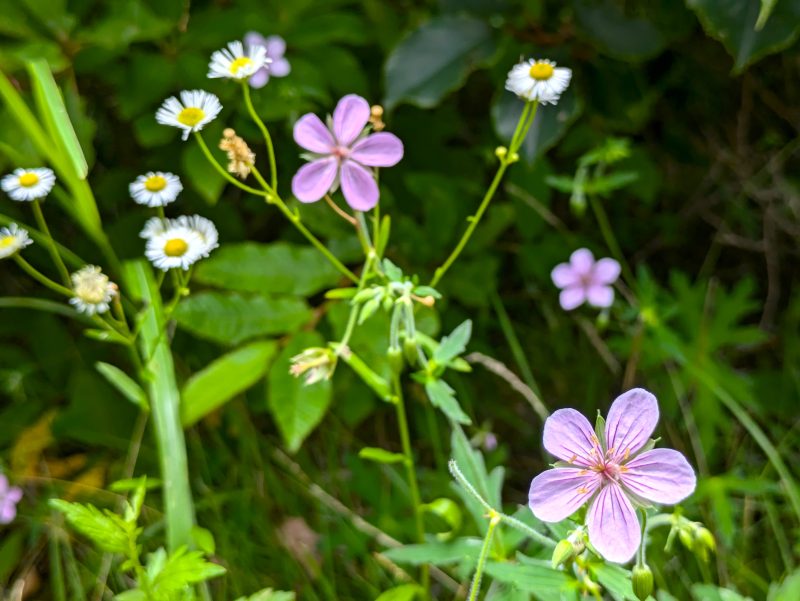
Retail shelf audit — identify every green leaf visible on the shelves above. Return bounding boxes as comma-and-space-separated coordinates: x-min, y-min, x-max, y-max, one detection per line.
590, 562, 634, 601
358, 446, 407, 464
234, 589, 296, 601
383, 537, 483, 566
193, 242, 342, 296
384, 16, 497, 110
95, 362, 148, 410
49, 499, 131, 554
148, 546, 226, 595
433, 320, 472, 364
425, 378, 471, 424
422, 498, 462, 541
756, 0, 779, 29
484, 560, 572, 599
375, 584, 423, 601
573, 0, 667, 61
173, 292, 311, 346
686, 0, 800, 72
267, 332, 333, 452
191, 526, 216, 556
181, 340, 278, 427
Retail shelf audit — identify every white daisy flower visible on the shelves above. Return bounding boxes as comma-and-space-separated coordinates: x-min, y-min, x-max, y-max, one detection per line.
176, 214, 219, 258
129, 171, 183, 207
208, 41, 270, 81
505, 58, 572, 105
0, 223, 33, 259
156, 90, 222, 141
140, 216, 167, 239
1, 167, 56, 201
69, 265, 118, 315
145, 223, 205, 271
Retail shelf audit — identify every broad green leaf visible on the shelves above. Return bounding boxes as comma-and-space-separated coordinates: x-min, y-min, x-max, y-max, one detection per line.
267, 332, 333, 452
384, 16, 497, 110
383, 537, 483, 566
173, 292, 311, 346
686, 0, 800, 72
359, 447, 407, 464
433, 320, 472, 364
691, 584, 753, 601
424, 378, 471, 424
769, 568, 800, 601
181, 340, 278, 427
190, 526, 216, 556
375, 584, 423, 601
49, 499, 130, 554
193, 242, 343, 295
484, 561, 573, 600
573, 0, 667, 61
422, 498, 462, 541
95, 361, 148, 410
590, 562, 634, 601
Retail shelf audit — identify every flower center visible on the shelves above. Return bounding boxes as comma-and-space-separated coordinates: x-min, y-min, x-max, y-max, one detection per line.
164, 238, 189, 257
144, 175, 167, 192
177, 107, 206, 127
332, 146, 351, 160
0, 235, 15, 248
19, 173, 39, 187
229, 57, 253, 75
529, 62, 554, 81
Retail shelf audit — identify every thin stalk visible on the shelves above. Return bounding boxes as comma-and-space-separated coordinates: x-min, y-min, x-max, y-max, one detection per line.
13, 255, 73, 296
468, 513, 500, 601
193, 132, 270, 198
31, 199, 71, 285
431, 102, 538, 287
587, 193, 634, 284
338, 255, 374, 350
242, 82, 278, 190
391, 375, 429, 594
490, 291, 544, 400
637, 509, 647, 567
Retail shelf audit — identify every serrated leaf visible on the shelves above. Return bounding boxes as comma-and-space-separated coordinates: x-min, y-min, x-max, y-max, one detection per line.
148, 546, 226, 595
359, 447, 407, 464
383, 537, 483, 566
95, 362, 148, 410
433, 320, 472, 364
49, 499, 130, 554
425, 379, 470, 424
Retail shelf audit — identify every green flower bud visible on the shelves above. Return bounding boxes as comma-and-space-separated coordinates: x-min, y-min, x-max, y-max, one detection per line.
678, 527, 695, 551
632, 564, 654, 601
551, 540, 573, 569
387, 347, 404, 374
696, 526, 716, 553
403, 336, 418, 366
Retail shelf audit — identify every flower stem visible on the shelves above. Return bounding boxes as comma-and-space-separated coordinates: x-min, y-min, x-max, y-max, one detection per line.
13, 255, 73, 296
587, 192, 634, 284
637, 508, 648, 567
31, 199, 71, 285
193, 132, 270, 198
242, 82, 278, 190
430, 102, 538, 287
391, 374, 429, 594
468, 512, 501, 601
338, 255, 374, 350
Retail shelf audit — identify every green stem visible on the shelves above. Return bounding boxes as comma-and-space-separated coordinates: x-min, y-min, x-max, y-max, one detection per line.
637, 508, 647, 567
468, 513, 500, 601
431, 102, 538, 287
242, 82, 278, 190
587, 193, 634, 284
31, 199, 71, 285
193, 132, 270, 198
339, 255, 374, 350
13, 255, 73, 296
392, 375, 429, 594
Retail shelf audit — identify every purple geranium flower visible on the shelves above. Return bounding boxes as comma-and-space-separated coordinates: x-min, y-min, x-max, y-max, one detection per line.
529, 388, 696, 563
551, 248, 620, 311
291, 94, 403, 211
244, 32, 291, 88
0, 474, 22, 524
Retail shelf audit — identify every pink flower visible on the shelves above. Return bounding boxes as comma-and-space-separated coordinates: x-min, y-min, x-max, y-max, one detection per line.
551, 248, 620, 311
291, 94, 404, 211
244, 32, 291, 88
528, 389, 696, 563
0, 474, 22, 524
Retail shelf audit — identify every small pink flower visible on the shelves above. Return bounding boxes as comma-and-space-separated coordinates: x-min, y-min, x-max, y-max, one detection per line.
244, 32, 291, 88
291, 94, 404, 211
528, 389, 696, 563
551, 248, 620, 311
0, 474, 22, 524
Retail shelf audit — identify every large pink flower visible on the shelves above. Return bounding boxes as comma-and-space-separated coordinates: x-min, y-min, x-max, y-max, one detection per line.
551, 248, 620, 311
528, 389, 696, 563
291, 94, 403, 211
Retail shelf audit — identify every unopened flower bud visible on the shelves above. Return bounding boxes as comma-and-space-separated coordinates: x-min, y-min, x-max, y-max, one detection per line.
696, 526, 716, 553
495, 146, 508, 159
507, 151, 520, 164
632, 564, 653, 601
219, 128, 255, 179
369, 105, 385, 131
387, 347, 404, 374
289, 347, 336, 385
403, 337, 418, 366
551, 529, 586, 568
678, 527, 695, 551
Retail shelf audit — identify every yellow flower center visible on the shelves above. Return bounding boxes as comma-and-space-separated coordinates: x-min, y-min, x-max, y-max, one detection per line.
529, 62, 554, 81
0, 235, 15, 248
164, 238, 189, 257
177, 107, 205, 127
19, 172, 39, 187
144, 175, 167, 192
229, 57, 253, 75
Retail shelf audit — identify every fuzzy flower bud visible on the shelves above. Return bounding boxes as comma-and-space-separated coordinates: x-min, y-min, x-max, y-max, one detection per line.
219, 128, 255, 179
632, 564, 653, 601
289, 347, 336, 385
551, 528, 586, 568
369, 105, 386, 131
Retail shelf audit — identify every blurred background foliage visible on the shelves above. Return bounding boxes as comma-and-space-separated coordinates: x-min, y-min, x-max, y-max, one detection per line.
1, 0, 799, 599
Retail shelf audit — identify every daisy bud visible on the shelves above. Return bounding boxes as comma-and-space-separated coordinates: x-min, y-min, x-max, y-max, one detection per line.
219, 128, 256, 179
632, 564, 653, 601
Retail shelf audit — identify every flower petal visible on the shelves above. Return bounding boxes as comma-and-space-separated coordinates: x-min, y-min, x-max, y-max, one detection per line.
569, 248, 595, 277
249, 69, 269, 88
270, 57, 291, 77
244, 32, 266, 48
586, 284, 614, 308
291, 158, 338, 203
605, 388, 659, 459
551, 263, 579, 288
6, 486, 22, 504
332, 94, 370, 146
622, 448, 696, 504
340, 160, 379, 211
265, 35, 286, 57
587, 483, 640, 563
350, 133, 404, 167
593, 258, 621, 284
559, 286, 586, 311
529, 468, 601, 522
0, 503, 16, 524
543, 408, 598, 467
294, 113, 335, 154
